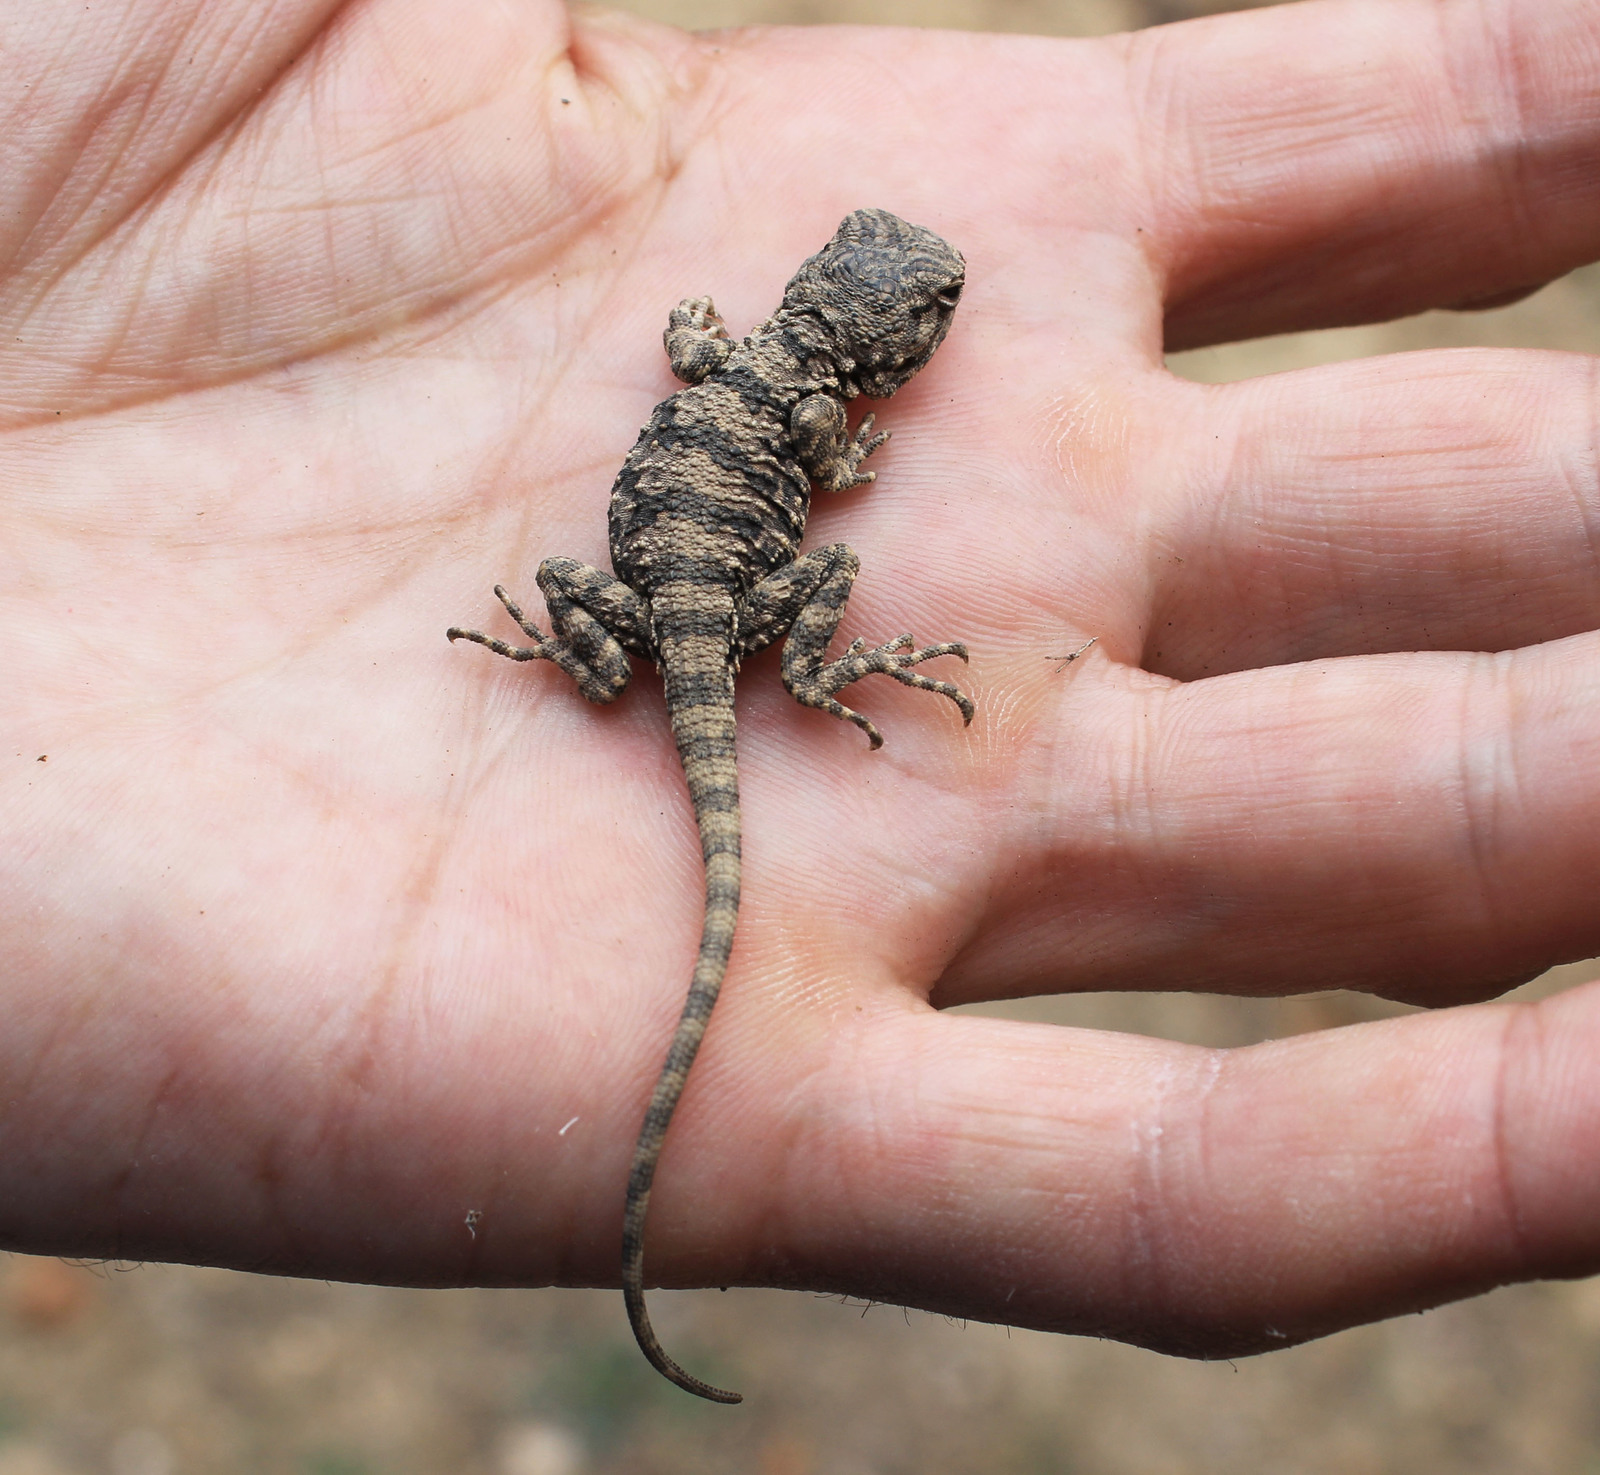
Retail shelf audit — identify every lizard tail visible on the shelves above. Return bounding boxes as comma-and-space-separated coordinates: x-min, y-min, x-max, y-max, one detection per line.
622, 633, 743, 1405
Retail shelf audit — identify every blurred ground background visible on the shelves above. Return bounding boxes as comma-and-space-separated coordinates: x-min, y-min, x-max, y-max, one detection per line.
6, 2, 1600, 1472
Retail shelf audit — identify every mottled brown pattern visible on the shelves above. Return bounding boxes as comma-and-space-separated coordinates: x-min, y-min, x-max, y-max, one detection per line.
447, 209, 974, 1402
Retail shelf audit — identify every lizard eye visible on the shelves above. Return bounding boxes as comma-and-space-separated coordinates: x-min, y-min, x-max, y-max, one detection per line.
936, 280, 964, 309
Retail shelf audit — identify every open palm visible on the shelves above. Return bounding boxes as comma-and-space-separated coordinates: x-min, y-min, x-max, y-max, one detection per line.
4, 0, 1599, 1366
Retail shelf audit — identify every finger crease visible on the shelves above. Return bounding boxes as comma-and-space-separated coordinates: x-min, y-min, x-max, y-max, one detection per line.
1490, 1004, 1533, 1270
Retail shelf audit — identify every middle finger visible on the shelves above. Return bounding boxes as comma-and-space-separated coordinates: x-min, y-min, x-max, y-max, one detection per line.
1143, 348, 1600, 679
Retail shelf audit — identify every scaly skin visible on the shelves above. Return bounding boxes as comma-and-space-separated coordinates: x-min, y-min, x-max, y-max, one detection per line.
447, 209, 973, 1403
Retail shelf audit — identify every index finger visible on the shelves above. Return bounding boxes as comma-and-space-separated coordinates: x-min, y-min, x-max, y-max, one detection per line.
1141, 0, 1600, 349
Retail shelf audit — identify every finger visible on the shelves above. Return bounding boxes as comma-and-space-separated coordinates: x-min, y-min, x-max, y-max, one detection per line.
939, 632, 1600, 1010
1144, 349, 1600, 678
751, 979, 1600, 1356
1139, 0, 1600, 348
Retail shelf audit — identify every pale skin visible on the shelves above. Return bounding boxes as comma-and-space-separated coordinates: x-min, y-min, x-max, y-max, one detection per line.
1, 0, 1598, 1365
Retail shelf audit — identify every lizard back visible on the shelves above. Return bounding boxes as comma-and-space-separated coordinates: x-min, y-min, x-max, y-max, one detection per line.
609, 354, 813, 599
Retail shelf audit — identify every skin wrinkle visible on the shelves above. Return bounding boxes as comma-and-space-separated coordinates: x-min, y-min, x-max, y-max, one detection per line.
16, 600, 320, 756
308, 1008, 413, 1257
1107, 680, 1180, 888
350, 838, 451, 1098
1185, 1046, 1227, 1308
469, 285, 643, 530
110, 180, 207, 381
305, 28, 350, 325
341, 22, 500, 162
10, 2, 350, 281
1455, 649, 1518, 942
439, 681, 616, 964
1158, 385, 1254, 671
16, 473, 479, 561
1111, 26, 1171, 287
201, 5, 293, 120
109, 1058, 184, 1254
1567, 355, 1600, 579
1120, 1044, 1187, 1327
1491, 1002, 1533, 1273
111, 1, 238, 224
249, 1114, 316, 1275
0, 7, 643, 427
13, 58, 147, 272
1440, 0, 1537, 277
750, 1030, 842, 1284
562, 7, 718, 200
1165, 1045, 1231, 1334
52, 61, 167, 261
11, 224, 569, 421
1123, 19, 1209, 293
2, 980, 88, 1117
1132, 12, 1254, 275
756, 765, 980, 999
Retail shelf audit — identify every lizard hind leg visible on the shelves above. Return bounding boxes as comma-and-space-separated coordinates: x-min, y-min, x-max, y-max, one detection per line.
446, 558, 649, 705
740, 543, 974, 749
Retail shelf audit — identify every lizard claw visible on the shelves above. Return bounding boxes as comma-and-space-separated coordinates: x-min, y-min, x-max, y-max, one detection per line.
446, 585, 558, 663
791, 633, 975, 737
852, 413, 890, 461
671, 296, 728, 339
666, 297, 734, 382
874, 635, 975, 725
492, 585, 557, 646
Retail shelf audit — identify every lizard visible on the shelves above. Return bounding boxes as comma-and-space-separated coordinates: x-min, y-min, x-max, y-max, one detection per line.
447, 208, 973, 1404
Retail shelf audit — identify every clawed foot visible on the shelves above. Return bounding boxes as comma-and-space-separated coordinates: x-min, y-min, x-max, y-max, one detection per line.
448, 579, 636, 704
675, 296, 728, 340
791, 634, 973, 749
838, 413, 889, 490
665, 295, 735, 383
446, 585, 554, 661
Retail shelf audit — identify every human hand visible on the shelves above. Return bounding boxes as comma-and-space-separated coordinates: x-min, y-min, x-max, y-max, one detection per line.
2, 0, 1597, 1365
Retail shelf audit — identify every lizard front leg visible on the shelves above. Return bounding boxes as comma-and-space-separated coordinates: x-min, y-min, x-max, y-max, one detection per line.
792, 395, 888, 493
447, 557, 649, 704
739, 543, 973, 748
664, 296, 733, 384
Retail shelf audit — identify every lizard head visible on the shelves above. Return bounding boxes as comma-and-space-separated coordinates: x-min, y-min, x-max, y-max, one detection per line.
780, 208, 965, 399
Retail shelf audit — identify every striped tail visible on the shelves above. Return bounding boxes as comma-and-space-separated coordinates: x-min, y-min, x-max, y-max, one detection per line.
622, 616, 744, 1404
